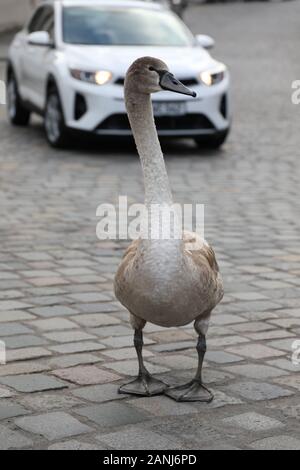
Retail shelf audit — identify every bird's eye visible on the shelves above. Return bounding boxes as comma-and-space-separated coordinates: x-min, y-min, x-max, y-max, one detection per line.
149, 66, 155, 71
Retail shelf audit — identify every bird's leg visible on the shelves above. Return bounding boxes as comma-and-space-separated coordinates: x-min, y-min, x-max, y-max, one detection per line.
165, 315, 213, 402
119, 328, 168, 396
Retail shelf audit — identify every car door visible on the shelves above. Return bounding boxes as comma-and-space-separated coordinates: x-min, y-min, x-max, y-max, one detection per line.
21, 5, 55, 109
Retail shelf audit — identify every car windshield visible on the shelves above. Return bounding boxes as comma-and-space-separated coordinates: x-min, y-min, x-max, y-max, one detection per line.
62, 7, 193, 46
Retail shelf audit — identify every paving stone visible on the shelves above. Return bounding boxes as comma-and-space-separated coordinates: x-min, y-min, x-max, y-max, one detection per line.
0, 374, 67, 393
253, 280, 292, 289
52, 365, 120, 385
211, 314, 247, 325
105, 359, 169, 376
71, 383, 125, 403
202, 390, 244, 409
18, 252, 53, 261
29, 318, 79, 331
19, 393, 82, 411
273, 375, 300, 391
29, 306, 79, 318
0, 361, 50, 377
148, 329, 193, 343
77, 402, 148, 427
70, 313, 120, 327
15, 412, 92, 441
0, 311, 35, 323
68, 292, 111, 303
269, 318, 300, 329
151, 340, 195, 353
267, 358, 300, 373
230, 322, 275, 333
96, 427, 183, 450
222, 412, 284, 432
6, 347, 52, 362
266, 338, 296, 352
129, 395, 199, 416
0, 300, 32, 311
3, 334, 48, 349
91, 325, 133, 337
0, 386, 15, 398
0, 401, 29, 420
26, 295, 73, 306
101, 347, 153, 360
43, 330, 96, 343
209, 336, 249, 348
0, 424, 33, 449
148, 354, 197, 371
206, 350, 244, 364
48, 440, 104, 450
49, 341, 106, 354
250, 435, 300, 450
149, 415, 222, 447
0, 323, 33, 336
224, 381, 294, 401
230, 292, 268, 301
245, 330, 295, 341
76, 302, 121, 313
226, 344, 286, 359
28, 277, 69, 287
224, 364, 289, 379
47, 353, 103, 369
101, 335, 154, 348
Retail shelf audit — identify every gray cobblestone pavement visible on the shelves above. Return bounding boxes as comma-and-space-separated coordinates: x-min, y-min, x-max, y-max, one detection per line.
0, 2, 300, 450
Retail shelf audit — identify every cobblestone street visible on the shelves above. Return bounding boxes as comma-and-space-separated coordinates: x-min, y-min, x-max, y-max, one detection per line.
0, 2, 300, 450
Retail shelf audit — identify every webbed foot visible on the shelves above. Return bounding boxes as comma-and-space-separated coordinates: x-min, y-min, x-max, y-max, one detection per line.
119, 373, 168, 397
164, 380, 213, 402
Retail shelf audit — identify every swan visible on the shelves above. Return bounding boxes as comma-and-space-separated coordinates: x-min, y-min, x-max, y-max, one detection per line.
114, 57, 224, 402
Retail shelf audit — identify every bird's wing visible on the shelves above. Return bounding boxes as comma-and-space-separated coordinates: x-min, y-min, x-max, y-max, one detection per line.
183, 230, 220, 274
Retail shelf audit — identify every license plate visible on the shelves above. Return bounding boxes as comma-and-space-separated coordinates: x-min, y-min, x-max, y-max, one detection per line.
152, 101, 187, 116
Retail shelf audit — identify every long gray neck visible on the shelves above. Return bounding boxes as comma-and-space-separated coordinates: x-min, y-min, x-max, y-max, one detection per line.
125, 92, 173, 206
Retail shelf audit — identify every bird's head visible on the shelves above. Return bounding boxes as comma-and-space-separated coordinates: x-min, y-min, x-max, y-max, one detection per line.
125, 56, 196, 98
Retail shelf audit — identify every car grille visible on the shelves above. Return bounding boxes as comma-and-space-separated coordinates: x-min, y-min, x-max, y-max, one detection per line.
96, 113, 214, 131
114, 77, 199, 87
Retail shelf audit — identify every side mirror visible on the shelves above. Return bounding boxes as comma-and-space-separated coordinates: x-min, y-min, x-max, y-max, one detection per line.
28, 31, 53, 47
195, 34, 215, 50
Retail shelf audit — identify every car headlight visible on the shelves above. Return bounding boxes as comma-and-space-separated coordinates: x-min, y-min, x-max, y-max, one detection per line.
199, 65, 226, 86
70, 69, 113, 85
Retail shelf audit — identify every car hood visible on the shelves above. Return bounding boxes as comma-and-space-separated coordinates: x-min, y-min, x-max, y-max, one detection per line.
64, 45, 217, 78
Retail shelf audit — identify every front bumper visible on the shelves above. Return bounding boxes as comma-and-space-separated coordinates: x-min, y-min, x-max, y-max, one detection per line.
60, 73, 231, 137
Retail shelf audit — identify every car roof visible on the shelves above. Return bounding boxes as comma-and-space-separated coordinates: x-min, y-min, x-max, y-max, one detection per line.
43, 0, 163, 10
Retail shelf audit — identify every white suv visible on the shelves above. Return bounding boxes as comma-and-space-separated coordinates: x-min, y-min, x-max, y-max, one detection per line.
7, 0, 231, 148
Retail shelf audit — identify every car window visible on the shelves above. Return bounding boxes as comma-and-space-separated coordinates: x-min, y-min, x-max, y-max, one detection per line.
43, 13, 55, 40
62, 7, 193, 47
28, 6, 54, 34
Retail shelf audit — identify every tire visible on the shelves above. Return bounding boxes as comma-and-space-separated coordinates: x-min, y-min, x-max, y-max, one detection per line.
7, 72, 30, 126
195, 129, 230, 150
44, 85, 70, 148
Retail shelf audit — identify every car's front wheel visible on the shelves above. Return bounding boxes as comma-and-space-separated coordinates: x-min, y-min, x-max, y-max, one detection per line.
44, 86, 70, 148
194, 129, 229, 150
7, 72, 30, 126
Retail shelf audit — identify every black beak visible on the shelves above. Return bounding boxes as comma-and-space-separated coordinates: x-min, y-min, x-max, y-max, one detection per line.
159, 71, 196, 97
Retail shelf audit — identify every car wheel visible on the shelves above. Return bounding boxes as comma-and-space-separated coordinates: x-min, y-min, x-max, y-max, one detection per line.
7, 72, 30, 126
195, 129, 229, 150
44, 86, 70, 148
